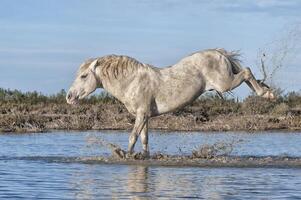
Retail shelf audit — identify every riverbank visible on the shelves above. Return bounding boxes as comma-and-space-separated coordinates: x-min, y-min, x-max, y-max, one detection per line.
1, 90, 301, 133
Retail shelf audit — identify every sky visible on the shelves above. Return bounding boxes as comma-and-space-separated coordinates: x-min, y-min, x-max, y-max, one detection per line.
0, 0, 300, 98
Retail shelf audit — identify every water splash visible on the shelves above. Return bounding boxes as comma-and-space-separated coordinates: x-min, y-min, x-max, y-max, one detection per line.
86, 134, 127, 158
192, 139, 244, 159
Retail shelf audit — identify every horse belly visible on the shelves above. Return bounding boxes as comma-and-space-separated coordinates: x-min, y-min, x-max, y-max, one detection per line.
154, 82, 204, 115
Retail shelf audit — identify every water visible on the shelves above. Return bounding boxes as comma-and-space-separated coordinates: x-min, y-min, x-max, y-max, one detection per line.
1, 131, 301, 199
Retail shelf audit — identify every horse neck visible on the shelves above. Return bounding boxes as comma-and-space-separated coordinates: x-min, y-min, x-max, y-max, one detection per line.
96, 66, 154, 102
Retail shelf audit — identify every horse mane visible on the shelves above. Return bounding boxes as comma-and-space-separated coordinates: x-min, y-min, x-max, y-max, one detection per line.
98, 55, 155, 79
78, 55, 156, 79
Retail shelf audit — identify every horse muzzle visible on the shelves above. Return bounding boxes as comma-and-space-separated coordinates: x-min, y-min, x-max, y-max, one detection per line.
66, 91, 79, 105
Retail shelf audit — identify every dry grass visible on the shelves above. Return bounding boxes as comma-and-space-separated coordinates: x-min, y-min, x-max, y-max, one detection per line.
0, 88, 301, 133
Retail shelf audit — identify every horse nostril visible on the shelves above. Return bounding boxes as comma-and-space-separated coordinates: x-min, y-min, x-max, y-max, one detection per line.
67, 93, 72, 100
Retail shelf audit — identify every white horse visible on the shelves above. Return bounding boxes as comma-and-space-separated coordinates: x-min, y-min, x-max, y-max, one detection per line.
66, 49, 275, 158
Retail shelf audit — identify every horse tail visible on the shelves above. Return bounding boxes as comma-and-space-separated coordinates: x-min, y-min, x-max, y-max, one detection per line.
215, 48, 242, 74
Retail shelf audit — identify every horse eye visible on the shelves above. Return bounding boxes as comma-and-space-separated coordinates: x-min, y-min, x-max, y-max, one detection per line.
80, 74, 88, 79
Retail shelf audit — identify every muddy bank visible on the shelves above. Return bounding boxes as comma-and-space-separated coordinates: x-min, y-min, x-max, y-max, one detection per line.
77, 136, 301, 168
2, 113, 301, 133
1, 93, 301, 133
78, 155, 301, 168
5, 155, 301, 168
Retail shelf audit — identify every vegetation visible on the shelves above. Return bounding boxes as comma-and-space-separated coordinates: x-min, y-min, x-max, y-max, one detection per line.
0, 88, 117, 104
0, 88, 300, 133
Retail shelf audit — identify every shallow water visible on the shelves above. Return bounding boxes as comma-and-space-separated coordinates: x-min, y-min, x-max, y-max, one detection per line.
1, 131, 301, 199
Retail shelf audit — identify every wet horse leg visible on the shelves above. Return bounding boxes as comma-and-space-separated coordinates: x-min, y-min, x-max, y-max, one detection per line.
128, 111, 148, 155
140, 122, 149, 156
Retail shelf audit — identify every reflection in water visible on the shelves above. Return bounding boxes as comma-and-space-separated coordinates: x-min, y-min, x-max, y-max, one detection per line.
71, 165, 96, 200
127, 166, 150, 200
69, 165, 151, 199
68, 164, 232, 199
200, 174, 229, 200
0, 160, 301, 199
65, 163, 301, 199
1, 131, 301, 199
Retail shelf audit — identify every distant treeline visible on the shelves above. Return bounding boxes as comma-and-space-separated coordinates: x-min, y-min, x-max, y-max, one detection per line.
0, 88, 117, 104
0, 87, 301, 115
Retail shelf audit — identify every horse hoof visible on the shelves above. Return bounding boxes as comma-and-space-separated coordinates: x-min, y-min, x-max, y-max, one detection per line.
122, 151, 150, 160
142, 151, 150, 159
262, 90, 276, 101
125, 153, 133, 159
132, 151, 150, 160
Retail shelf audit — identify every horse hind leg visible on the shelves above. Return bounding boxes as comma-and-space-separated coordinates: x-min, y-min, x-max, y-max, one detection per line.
210, 68, 248, 94
228, 68, 253, 91
227, 67, 273, 98
240, 68, 268, 96
216, 67, 262, 95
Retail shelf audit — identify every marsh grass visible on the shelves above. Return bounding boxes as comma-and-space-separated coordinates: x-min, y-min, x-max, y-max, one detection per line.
0, 88, 301, 133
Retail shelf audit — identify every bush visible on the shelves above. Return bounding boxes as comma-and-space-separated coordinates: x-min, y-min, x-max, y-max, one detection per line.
0, 87, 301, 117
242, 95, 277, 114
0, 88, 117, 104
271, 103, 290, 115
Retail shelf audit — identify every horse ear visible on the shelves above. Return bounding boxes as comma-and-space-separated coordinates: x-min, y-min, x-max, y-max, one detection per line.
89, 59, 98, 72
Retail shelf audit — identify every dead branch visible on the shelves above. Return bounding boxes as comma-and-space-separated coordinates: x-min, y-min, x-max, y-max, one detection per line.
256, 24, 301, 86
260, 53, 267, 82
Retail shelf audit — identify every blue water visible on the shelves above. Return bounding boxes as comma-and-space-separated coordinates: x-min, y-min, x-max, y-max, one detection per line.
1, 131, 301, 199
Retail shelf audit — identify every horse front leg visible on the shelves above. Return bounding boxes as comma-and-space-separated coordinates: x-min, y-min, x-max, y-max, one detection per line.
140, 121, 149, 157
128, 111, 148, 155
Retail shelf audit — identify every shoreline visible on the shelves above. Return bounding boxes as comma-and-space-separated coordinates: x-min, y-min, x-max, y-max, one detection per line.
2, 128, 301, 135
1, 112, 300, 133
1, 93, 301, 134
